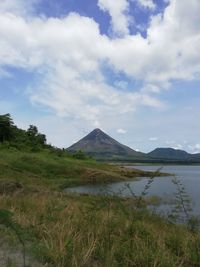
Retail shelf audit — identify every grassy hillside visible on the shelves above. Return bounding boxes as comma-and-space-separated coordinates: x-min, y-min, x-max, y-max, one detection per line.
0, 149, 200, 267
0, 148, 158, 191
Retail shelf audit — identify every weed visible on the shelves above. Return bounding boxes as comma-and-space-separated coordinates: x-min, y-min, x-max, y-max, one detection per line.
169, 176, 200, 232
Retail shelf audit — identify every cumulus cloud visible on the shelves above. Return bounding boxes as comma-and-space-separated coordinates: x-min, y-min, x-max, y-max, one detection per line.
98, 0, 156, 36
98, 0, 130, 36
0, 0, 200, 132
106, 0, 200, 85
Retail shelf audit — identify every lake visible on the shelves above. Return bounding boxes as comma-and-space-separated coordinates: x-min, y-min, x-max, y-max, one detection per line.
65, 165, 200, 215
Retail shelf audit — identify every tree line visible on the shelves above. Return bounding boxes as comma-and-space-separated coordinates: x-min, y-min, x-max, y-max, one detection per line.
0, 113, 46, 151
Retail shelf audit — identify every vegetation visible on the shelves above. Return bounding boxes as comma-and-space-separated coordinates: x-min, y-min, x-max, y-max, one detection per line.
0, 114, 200, 266
1, 189, 200, 266
0, 114, 14, 143
0, 114, 47, 152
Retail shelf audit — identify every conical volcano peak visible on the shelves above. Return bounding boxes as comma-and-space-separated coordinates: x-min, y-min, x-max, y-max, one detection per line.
68, 128, 144, 159
93, 128, 102, 132
84, 128, 111, 142
91, 128, 105, 134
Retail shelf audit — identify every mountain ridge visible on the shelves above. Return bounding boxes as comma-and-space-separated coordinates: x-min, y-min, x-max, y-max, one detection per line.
68, 128, 200, 162
148, 147, 190, 160
148, 147, 200, 161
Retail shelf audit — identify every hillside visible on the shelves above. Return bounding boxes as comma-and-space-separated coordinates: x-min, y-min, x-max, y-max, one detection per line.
148, 148, 190, 160
0, 149, 156, 191
68, 128, 145, 160
148, 147, 200, 162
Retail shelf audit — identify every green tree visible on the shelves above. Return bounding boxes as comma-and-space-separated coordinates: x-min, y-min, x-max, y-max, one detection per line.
27, 125, 38, 138
73, 150, 87, 160
0, 113, 14, 142
37, 133, 46, 145
27, 125, 46, 146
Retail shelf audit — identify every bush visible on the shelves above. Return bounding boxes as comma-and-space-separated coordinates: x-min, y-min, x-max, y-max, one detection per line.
73, 150, 87, 160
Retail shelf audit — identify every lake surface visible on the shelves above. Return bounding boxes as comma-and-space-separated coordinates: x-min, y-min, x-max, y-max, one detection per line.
65, 165, 200, 215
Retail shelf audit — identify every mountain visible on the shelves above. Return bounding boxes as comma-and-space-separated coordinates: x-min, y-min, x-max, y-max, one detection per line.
68, 128, 145, 160
148, 148, 200, 162
148, 148, 190, 160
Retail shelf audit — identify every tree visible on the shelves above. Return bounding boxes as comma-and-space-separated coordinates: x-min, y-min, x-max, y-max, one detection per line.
37, 133, 46, 145
27, 125, 46, 146
27, 125, 38, 138
73, 150, 87, 160
0, 113, 14, 142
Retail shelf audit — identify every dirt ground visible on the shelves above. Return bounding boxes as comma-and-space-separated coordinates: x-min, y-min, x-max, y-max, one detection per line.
0, 241, 43, 267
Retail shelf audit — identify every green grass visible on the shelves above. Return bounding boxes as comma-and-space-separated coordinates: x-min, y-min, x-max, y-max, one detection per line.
0, 149, 160, 191
0, 149, 200, 267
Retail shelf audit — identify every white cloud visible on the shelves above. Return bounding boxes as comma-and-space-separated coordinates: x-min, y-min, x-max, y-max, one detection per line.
1, 0, 200, 88
172, 144, 183, 150
117, 128, 127, 134
136, 0, 156, 10
97, 0, 156, 36
188, 144, 200, 154
98, 0, 130, 36
106, 0, 200, 86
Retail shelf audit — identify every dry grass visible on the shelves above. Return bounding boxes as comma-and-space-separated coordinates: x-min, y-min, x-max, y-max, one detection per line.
1, 192, 200, 267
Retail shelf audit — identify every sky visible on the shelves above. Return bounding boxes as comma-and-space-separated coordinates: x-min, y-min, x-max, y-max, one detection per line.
0, 0, 200, 153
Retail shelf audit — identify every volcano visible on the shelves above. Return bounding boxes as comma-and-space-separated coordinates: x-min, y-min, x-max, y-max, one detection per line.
67, 128, 145, 160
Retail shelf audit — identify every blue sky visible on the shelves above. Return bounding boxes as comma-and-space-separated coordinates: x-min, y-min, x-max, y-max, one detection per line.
0, 0, 200, 153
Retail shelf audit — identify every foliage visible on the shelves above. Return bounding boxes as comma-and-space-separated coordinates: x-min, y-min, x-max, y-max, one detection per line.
0, 114, 47, 151
27, 125, 46, 146
0, 114, 14, 142
72, 150, 87, 160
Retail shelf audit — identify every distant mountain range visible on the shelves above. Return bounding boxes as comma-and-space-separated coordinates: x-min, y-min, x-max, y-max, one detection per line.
68, 128, 200, 163
148, 148, 200, 162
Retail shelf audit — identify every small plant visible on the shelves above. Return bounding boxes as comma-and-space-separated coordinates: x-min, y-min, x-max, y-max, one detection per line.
125, 167, 162, 209
168, 177, 200, 232
0, 209, 26, 267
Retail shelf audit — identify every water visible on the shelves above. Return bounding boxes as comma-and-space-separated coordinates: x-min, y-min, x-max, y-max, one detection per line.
65, 165, 200, 215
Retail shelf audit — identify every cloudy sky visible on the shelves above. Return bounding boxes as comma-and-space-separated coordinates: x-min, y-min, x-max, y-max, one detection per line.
0, 0, 200, 153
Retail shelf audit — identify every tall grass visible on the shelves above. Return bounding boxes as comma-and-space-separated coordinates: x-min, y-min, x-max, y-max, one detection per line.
1, 192, 200, 267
